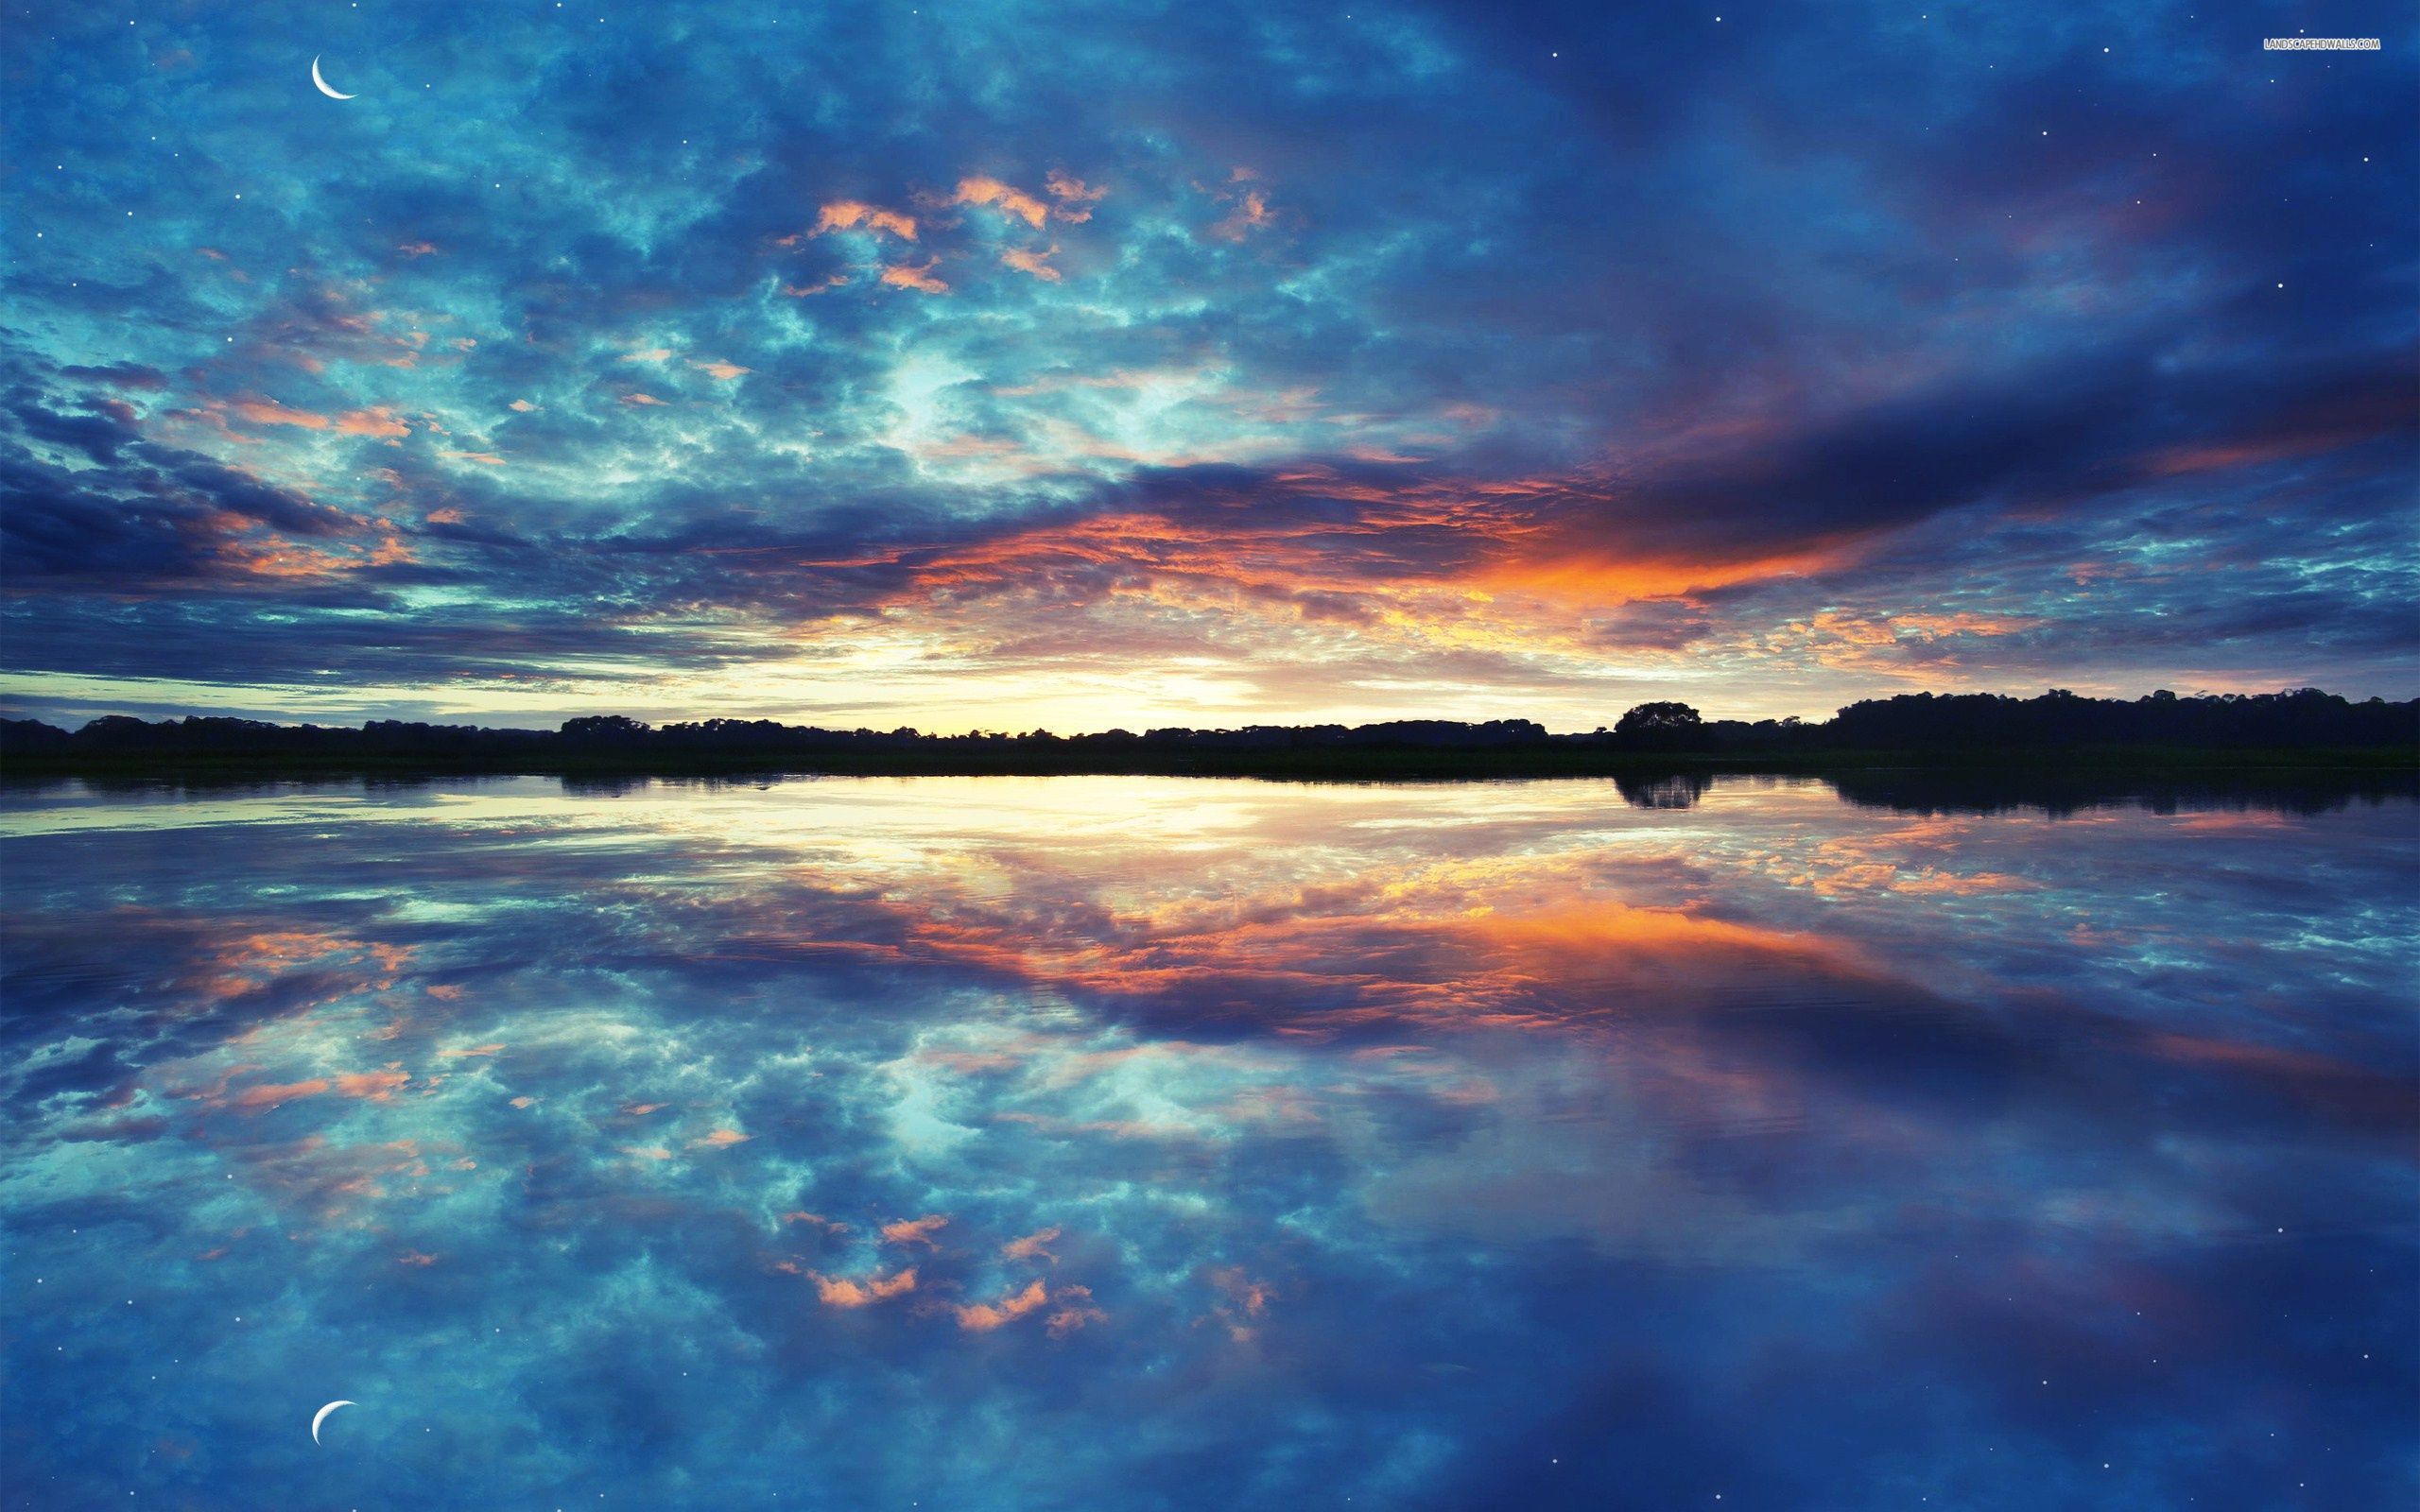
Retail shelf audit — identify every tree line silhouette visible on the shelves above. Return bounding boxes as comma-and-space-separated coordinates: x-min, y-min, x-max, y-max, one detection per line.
1, 687, 2410, 778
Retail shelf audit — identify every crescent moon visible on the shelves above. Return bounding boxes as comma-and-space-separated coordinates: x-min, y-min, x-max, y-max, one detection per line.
311, 57, 356, 101
311, 1400, 356, 1445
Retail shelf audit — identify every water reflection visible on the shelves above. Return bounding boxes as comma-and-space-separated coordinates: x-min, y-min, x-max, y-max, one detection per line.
3, 775, 2413, 1509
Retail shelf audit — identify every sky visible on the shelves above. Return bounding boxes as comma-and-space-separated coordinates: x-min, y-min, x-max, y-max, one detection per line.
2, 0, 2414, 733
5, 776, 2414, 1507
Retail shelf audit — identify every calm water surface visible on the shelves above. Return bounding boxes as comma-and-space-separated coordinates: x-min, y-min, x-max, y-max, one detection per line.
3, 775, 2413, 1510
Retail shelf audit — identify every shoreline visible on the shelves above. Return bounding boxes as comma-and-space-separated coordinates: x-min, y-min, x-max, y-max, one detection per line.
5, 745, 2411, 784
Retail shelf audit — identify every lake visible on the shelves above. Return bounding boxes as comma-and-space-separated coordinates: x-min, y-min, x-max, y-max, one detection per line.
3, 774, 2413, 1509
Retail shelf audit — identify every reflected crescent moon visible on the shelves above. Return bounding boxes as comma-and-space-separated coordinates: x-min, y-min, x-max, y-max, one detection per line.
311, 1400, 356, 1445
311, 57, 356, 101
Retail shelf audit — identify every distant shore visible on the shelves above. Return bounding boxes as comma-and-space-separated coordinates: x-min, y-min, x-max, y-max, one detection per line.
5, 688, 2411, 787
8, 750, 2415, 831
4, 744, 2412, 782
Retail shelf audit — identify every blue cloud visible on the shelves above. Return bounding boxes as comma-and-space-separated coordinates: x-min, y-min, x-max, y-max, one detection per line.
1, 0, 2411, 727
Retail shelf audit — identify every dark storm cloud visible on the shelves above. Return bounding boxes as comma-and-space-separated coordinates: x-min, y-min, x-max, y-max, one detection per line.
1561, 345, 2419, 560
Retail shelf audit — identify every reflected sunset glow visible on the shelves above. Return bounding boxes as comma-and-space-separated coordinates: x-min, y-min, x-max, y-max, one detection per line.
3, 776, 2412, 1507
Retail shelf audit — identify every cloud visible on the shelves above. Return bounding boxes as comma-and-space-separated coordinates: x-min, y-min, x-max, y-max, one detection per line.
878, 260, 949, 294
810, 200, 918, 241
945, 176, 1052, 229
999, 246, 1062, 283
1207, 176, 1275, 241
225, 1068, 411, 1109
1045, 1284, 1105, 1337
810, 1267, 917, 1307
1044, 170, 1107, 220
952, 1278, 1049, 1332
59, 363, 168, 390
879, 1214, 949, 1247
0, 0, 2409, 730
1002, 1226, 1061, 1262
231, 399, 332, 431
336, 406, 411, 439
7, 735, 2415, 1503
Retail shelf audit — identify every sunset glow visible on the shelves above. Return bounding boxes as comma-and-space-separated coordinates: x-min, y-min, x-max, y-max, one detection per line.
5, 4, 2411, 730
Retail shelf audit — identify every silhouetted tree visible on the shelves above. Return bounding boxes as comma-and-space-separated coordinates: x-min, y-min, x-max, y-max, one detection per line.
1614, 702, 1704, 748
561, 714, 651, 742
1615, 701, 1703, 735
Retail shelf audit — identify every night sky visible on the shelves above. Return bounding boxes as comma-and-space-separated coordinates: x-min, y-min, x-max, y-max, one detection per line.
3, 1, 2414, 731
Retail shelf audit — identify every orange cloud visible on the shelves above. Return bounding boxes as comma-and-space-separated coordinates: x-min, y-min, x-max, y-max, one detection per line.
1761, 607, 2043, 676
948, 176, 1051, 229
694, 1127, 751, 1147
811, 1267, 917, 1307
1210, 186, 1274, 241
880, 260, 950, 294
1473, 904, 1867, 987
621, 392, 669, 406
396, 241, 438, 258
692, 359, 751, 380
953, 1278, 1049, 1332
1002, 1226, 1061, 1262
436, 1043, 504, 1058
1044, 169, 1107, 219
1202, 1266, 1276, 1342
812, 200, 918, 240
229, 1078, 334, 1109
232, 398, 330, 430
228, 1067, 411, 1109
1481, 543, 1847, 603
1000, 245, 1062, 283
1046, 1284, 1106, 1336
871, 257, 943, 294
881, 1214, 949, 1247
1208, 1265, 1272, 1318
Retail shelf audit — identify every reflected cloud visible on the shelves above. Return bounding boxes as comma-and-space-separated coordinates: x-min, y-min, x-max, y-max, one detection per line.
1, 775, 2411, 1508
